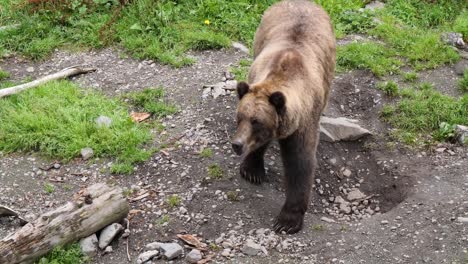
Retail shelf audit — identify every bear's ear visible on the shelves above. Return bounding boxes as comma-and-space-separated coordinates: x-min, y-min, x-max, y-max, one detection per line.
269, 91, 286, 115
237, 81, 250, 99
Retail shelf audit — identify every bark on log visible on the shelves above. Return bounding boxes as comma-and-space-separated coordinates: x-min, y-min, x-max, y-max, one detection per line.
0, 183, 129, 264
0, 66, 96, 98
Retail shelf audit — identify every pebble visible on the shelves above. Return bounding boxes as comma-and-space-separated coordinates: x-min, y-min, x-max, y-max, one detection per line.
145, 242, 163, 250
342, 168, 352, 177
26, 66, 34, 73
186, 249, 202, 263
137, 250, 159, 264
80, 147, 94, 160
457, 217, 468, 223
95, 115, 112, 128
321, 217, 336, 223
381, 220, 389, 225
104, 246, 113, 254
79, 234, 98, 257
347, 189, 366, 201
242, 239, 262, 256
221, 248, 231, 257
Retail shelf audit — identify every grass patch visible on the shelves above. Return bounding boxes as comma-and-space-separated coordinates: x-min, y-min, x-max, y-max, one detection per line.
157, 214, 170, 226
0, 69, 10, 80
124, 87, 177, 117
207, 163, 223, 179
459, 69, 468, 93
226, 191, 239, 202
377, 81, 399, 96
381, 83, 468, 143
453, 10, 468, 40
44, 183, 55, 194
337, 42, 401, 76
230, 58, 252, 81
36, 243, 87, 264
167, 194, 181, 209
0, 80, 151, 173
200, 148, 213, 158
403, 72, 418, 82
311, 224, 325, 231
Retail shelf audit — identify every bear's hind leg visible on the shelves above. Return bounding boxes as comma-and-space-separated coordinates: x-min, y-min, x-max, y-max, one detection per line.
240, 144, 269, 185
274, 129, 318, 234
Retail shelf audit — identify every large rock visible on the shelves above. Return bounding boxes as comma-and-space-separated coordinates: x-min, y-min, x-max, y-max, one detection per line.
137, 250, 159, 264
79, 234, 98, 257
98, 223, 124, 249
441, 32, 465, 48
320, 117, 372, 142
159, 242, 183, 260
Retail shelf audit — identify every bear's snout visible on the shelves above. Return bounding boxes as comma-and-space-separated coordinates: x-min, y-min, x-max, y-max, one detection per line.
232, 141, 244, 156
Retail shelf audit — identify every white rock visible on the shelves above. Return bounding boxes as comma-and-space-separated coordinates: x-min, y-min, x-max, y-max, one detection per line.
242, 239, 262, 256
95, 115, 112, 128
137, 250, 159, 264
160, 243, 183, 260
457, 217, 468, 223
365, 1, 385, 10
225, 80, 238, 90
104, 246, 113, 254
221, 248, 231, 257
79, 234, 98, 257
381, 220, 389, 225
342, 168, 352, 177
98, 223, 124, 249
320, 117, 372, 142
339, 203, 352, 214
80, 147, 94, 160
455, 125, 468, 145
232, 42, 250, 54
26, 67, 34, 73
334, 196, 347, 204
186, 249, 202, 263
320, 217, 336, 223
347, 189, 366, 201
145, 242, 163, 250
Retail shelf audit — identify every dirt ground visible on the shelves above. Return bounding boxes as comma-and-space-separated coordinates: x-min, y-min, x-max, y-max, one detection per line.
0, 47, 467, 264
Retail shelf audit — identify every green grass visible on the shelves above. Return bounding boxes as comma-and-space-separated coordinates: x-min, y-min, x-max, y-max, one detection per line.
459, 69, 468, 93
337, 42, 401, 76
207, 163, 223, 179
381, 83, 468, 143
230, 58, 252, 81
0, 80, 151, 173
124, 87, 177, 117
403, 72, 418, 82
226, 191, 240, 201
0, 69, 10, 80
377, 81, 399, 96
453, 10, 468, 40
200, 148, 213, 158
311, 224, 325, 231
157, 214, 170, 226
167, 194, 181, 208
36, 243, 87, 264
44, 183, 55, 194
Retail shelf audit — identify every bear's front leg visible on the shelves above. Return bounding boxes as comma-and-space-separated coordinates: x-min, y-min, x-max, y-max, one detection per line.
240, 144, 269, 185
274, 130, 318, 234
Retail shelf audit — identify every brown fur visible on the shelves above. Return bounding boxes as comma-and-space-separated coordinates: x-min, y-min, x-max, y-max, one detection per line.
232, 0, 336, 234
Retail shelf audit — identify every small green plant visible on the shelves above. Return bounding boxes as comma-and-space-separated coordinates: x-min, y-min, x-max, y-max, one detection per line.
124, 88, 177, 118
158, 215, 170, 226
230, 59, 252, 81
433, 122, 457, 142
226, 191, 239, 202
377, 81, 399, 96
62, 185, 73, 191
311, 224, 325, 231
209, 243, 221, 251
167, 194, 181, 208
0, 69, 10, 80
340, 225, 349, 232
200, 148, 213, 158
208, 164, 223, 179
459, 70, 468, 93
44, 183, 55, 194
403, 72, 418, 82
36, 243, 87, 264
122, 188, 135, 197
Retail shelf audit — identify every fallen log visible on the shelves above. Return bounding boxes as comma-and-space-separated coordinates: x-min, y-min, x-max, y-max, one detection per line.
0, 65, 96, 98
0, 183, 129, 264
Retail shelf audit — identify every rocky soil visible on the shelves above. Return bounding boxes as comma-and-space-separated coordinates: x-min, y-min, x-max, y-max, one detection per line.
1, 46, 467, 264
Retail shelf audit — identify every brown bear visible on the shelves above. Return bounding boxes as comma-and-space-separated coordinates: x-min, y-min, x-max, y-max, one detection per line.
231, 0, 336, 234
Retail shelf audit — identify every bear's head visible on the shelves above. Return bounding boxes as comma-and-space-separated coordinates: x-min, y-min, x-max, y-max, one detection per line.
231, 81, 286, 158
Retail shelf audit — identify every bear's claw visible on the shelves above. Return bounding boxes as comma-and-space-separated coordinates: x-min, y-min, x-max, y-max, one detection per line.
273, 210, 304, 234
240, 159, 265, 185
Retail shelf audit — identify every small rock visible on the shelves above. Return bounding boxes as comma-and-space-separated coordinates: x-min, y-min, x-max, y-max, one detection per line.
455, 125, 468, 145
441, 32, 465, 48
381, 220, 389, 225
334, 196, 346, 204
80, 147, 94, 160
320, 217, 336, 223
160, 243, 183, 260
457, 217, 468, 223
320, 117, 372, 142
225, 80, 238, 90
221, 248, 231, 257
145, 242, 163, 250
137, 250, 159, 264
121, 229, 130, 238
329, 158, 337, 165
186, 249, 202, 263
26, 66, 34, 73
365, 1, 385, 10
454, 60, 468, 76
339, 203, 352, 214
347, 189, 366, 201
96, 115, 112, 128
98, 223, 124, 249
104, 246, 113, 254
79, 234, 98, 257
53, 163, 61, 169
342, 168, 352, 178
242, 239, 262, 256
232, 42, 250, 54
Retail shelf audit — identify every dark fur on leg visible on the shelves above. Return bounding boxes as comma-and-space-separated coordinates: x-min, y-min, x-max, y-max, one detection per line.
240, 144, 269, 185
273, 129, 318, 234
